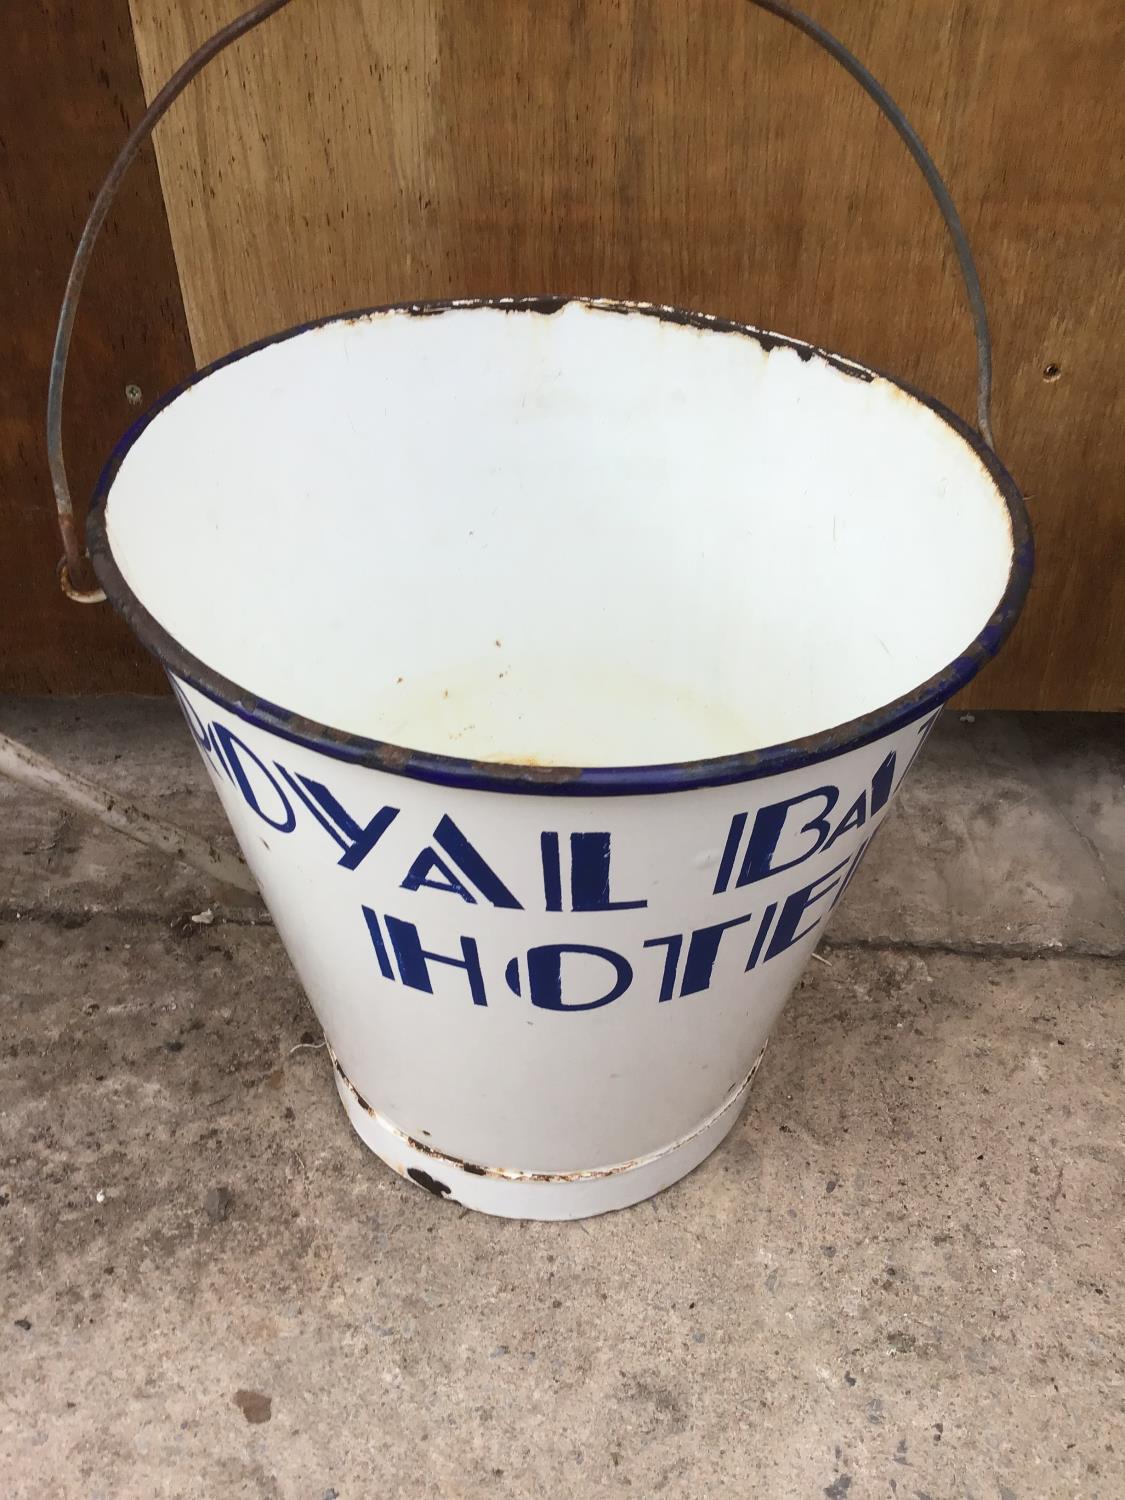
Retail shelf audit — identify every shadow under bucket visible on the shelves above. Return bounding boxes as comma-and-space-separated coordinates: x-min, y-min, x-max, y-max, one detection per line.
86, 298, 1031, 1217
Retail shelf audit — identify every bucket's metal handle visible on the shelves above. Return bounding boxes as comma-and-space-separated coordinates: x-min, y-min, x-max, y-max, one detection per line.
49, 0, 995, 602
47, 0, 294, 601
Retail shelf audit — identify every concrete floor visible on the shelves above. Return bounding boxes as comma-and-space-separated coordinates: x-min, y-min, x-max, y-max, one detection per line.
1, 700, 1122, 1499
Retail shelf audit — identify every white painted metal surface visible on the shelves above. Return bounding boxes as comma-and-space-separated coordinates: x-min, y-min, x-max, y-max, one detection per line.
95, 301, 1023, 1217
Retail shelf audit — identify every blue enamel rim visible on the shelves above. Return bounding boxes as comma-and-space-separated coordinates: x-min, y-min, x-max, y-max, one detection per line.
88, 295, 1034, 797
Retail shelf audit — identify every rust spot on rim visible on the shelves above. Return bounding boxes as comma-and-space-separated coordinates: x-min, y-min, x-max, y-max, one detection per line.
334, 1056, 374, 1115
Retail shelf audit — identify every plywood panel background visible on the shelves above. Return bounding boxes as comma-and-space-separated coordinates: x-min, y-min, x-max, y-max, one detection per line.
7, 2, 1123, 707
0, 0, 194, 693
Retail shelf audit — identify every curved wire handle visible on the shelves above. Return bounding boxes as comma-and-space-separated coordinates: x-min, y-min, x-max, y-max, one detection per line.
49, 0, 995, 601
754, 1, 994, 446
47, 0, 295, 600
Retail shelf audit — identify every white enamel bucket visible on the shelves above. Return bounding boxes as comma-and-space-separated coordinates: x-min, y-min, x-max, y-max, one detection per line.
51, 5, 1032, 1219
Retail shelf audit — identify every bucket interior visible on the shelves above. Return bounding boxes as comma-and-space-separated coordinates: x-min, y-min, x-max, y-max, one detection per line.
101, 301, 1015, 767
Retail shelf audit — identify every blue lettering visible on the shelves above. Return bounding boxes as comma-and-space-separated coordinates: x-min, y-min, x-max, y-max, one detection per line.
541, 831, 563, 912
401, 848, 477, 902
738, 786, 839, 886
276, 766, 398, 869
713, 812, 747, 895
383, 915, 487, 1007
568, 832, 647, 912
643, 933, 683, 1002
515, 944, 633, 1012
869, 751, 896, 815
765, 857, 850, 961
210, 725, 296, 832
429, 816, 523, 909
823, 791, 867, 851
361, 905, 394, 978
744, 902, 777, 970
680, 913, 754, 996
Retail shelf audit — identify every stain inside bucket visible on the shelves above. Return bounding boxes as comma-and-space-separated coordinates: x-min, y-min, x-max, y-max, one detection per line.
367, 658, 755, 767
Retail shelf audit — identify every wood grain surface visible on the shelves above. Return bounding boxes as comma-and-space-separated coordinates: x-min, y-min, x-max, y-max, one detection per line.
42, 2, 1125, 707
1, 1, 194, 693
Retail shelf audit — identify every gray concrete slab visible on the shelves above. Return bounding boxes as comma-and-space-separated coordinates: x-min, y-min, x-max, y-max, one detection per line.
0, 696, 234, 921
833, 711, 1125, 955
1, 700, 1123, 1497
1, 916, 1121, 1498
2, 698, 1122, 953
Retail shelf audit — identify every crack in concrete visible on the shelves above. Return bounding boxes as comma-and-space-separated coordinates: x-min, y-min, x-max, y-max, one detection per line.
822, 934, 1125, 963
1, 902, 1121, 964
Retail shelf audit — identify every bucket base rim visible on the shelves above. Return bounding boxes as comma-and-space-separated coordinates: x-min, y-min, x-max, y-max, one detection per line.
328, 1045, 767, 1221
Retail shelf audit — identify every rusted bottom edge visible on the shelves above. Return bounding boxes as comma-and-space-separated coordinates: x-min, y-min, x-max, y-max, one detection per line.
328, 1044, 768, 1186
